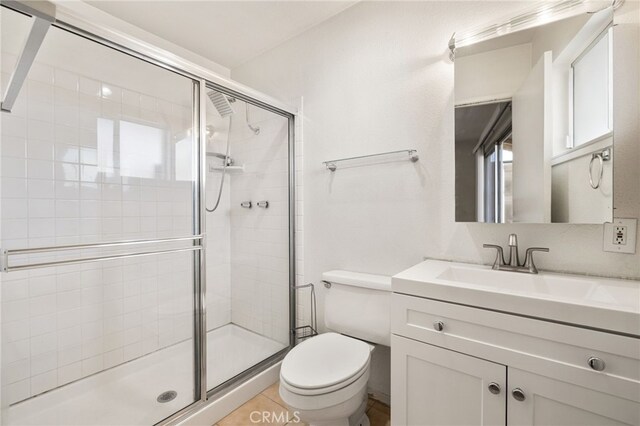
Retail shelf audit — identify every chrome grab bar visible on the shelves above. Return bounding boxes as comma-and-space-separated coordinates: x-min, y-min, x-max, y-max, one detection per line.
2, 235, 204, 272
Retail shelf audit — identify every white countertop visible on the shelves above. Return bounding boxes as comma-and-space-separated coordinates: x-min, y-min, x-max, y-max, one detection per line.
392, 260, 640, 336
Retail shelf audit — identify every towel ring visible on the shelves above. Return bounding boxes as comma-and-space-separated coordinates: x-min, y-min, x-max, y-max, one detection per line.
588, 149, 611, 189
589, 154, 603, 189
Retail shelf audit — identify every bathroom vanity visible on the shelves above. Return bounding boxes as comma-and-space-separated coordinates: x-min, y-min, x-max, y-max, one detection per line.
390, 260, 640, 425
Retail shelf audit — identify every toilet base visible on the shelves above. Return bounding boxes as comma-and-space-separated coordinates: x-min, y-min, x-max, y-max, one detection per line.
349, 398, 370, 426
305, 397, 369, 426
358, 414, 371, 426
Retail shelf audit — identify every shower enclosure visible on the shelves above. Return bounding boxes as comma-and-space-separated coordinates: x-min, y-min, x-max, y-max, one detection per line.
0, 2, 296, 425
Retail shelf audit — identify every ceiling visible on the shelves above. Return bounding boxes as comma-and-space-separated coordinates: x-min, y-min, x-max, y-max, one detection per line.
86, 0, 358, 69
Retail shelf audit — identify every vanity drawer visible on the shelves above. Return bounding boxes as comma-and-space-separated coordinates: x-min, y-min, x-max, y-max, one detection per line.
391, 293, 640, 401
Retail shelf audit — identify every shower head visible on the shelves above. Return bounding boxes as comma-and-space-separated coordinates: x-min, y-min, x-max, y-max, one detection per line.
207, 90, 234, 117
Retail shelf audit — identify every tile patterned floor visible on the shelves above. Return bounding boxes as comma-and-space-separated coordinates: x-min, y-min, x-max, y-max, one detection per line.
215, 382, 390, 426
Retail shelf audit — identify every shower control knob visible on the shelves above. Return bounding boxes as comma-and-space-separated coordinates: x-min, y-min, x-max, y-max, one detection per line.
240, 201, 252, 208
487, 382, 501, 395
433, 321, 444, 332
588, 357, 605, 371
257, 201, 269, 208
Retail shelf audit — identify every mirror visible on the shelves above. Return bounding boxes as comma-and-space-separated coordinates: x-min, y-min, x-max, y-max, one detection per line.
454, 7, 614, 223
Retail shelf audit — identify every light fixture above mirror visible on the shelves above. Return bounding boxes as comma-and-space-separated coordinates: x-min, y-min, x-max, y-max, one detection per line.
448, 0, 624, 61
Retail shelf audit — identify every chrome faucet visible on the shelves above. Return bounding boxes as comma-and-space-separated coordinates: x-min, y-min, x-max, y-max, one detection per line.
483, 234, 549, 274
507, 233, 519, 267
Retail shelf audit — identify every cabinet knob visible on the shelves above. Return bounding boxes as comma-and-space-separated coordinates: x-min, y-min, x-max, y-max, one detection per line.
588, 357, 605, 371
512, 388, 526, 401
487, 382, 501, 395
433, 321, 444, 332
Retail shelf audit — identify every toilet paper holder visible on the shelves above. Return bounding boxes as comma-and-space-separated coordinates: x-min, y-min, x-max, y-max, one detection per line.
291, 282, 318, 343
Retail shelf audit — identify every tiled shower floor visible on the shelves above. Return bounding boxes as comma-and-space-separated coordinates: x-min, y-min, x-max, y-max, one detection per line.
215, 382, 391, 426
6, 324, 287, 426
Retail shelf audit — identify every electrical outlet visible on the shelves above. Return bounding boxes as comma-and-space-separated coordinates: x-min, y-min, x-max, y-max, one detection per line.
613, 226, 627, 245
604, 218, 637, 254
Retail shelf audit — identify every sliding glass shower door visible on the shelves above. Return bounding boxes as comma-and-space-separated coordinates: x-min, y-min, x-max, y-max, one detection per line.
204, 89, 292, 392
1, 7, 201, 425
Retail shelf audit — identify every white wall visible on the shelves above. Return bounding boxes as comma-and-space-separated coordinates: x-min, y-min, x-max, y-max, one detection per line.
232, 0, 640, 398
551, 149, 613, 222
455, 43, 532, 105
511, 51, 552, 223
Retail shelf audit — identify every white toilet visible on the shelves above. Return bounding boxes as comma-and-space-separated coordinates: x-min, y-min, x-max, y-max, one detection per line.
279, 270, 391, 426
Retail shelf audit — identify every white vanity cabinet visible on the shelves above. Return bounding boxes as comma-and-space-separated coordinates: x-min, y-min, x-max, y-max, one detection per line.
506, 368, 639, 425
392, 334, 506, 425
390, 293, 640, 426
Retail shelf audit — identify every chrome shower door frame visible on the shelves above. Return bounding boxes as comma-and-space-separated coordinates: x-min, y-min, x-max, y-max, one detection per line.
198, 81, 297, 403
0, 3, 298, 424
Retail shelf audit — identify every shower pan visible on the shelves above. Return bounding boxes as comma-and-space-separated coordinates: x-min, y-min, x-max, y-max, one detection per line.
0, 2, 296, 425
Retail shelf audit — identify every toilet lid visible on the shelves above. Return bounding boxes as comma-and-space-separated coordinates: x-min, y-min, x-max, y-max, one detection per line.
281, 333, 371, 390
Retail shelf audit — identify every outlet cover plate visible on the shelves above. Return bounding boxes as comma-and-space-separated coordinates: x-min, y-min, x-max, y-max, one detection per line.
604, 218, 637, 254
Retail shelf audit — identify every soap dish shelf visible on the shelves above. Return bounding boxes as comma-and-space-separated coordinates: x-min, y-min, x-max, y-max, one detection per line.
208, 165, 244, 173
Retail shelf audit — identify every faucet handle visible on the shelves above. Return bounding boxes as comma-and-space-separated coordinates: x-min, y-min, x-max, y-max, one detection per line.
483, 244, 505, 270
508, 233, 518, 246
524, 247, 549, 274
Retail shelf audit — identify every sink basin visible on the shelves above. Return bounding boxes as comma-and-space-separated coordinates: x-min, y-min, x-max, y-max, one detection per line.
436, 265, 639, 310
393, 260, 640, 336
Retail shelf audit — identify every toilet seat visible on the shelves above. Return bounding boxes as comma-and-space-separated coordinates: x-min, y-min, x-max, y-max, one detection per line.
279, 363, 370, 412
280, 333, 371, 396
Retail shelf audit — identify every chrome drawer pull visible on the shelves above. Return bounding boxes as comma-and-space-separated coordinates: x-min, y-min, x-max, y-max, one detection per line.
512, 388, 526, 401
433, 321, 444, 332
488, 382, 501, 395
588, 357, 606, 371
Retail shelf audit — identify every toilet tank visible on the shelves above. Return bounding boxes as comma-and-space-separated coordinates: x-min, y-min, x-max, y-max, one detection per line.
322, 270, 391, 346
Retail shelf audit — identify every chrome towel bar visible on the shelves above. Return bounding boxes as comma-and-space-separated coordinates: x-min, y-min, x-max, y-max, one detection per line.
322, 149, 419, 171
1, 235, 203, 272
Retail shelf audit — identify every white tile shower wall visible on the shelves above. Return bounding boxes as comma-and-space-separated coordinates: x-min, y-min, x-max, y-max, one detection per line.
0, 53, 196, 404
205, 115, 232, 332
229, 102, 292, 345
292, 99, 306, 332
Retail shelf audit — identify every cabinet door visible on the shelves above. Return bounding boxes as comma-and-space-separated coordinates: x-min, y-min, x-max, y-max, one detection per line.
507, 368, 640, 426
391, 335, 506, 426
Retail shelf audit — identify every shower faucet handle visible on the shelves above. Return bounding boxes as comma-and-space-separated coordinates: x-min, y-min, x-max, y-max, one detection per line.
240, 201, 252, 208
257, 201, 269, 208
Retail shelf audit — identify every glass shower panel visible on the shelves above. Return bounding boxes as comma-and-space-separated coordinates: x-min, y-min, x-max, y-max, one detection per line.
1, 252, 197, 425
205, 90, 290, 391
1, 7, 199, 425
